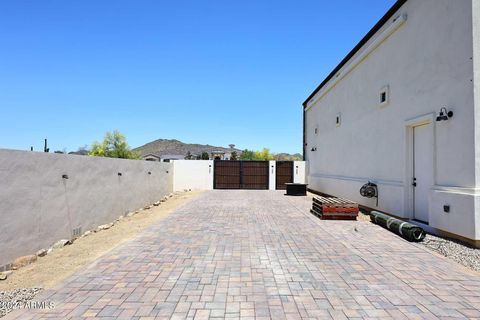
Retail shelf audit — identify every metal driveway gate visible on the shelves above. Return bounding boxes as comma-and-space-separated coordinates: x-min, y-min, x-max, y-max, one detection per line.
275, 161, 293, 190
214, 161, 269, 189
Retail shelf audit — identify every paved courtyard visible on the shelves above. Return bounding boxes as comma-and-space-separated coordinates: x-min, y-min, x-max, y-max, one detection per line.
6, 190, 480, 319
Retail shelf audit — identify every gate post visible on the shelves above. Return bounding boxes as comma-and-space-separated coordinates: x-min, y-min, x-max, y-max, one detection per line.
269, 161, 276, 190
293, 161, 306, 184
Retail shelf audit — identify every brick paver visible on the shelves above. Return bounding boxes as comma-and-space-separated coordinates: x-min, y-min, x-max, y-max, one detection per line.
6, 191, 480, 319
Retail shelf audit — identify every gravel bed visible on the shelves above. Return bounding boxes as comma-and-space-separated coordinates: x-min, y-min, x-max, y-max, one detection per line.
0, 288, 42, 318
360, 211, 479, 272
418, 234, 480, 272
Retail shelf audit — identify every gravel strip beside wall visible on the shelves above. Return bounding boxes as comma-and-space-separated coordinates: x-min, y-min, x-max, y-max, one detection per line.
418, 234, 480, 272
0, 288, 42, 318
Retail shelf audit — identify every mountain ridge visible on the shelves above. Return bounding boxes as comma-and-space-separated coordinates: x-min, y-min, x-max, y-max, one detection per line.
133, 139, 302, 160
133, 139, 240, 157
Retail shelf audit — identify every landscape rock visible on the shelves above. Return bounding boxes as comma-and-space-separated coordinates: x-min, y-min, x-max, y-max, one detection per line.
144, 205, 152, 210
97, 223, 114, 231
52, 239, 71, 249
47, 248, 53, 255
153, 201, 160, 206
169, 193, 174, 198
36, 249, 47, 257
11, 255, 37, 270
82, 230, 92, 237
0, 270, 13, 280
127, 212, 136, 217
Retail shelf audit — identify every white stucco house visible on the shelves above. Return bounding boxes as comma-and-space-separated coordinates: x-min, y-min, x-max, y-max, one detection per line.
303, 0, 480, 246
142, 153, 185, 162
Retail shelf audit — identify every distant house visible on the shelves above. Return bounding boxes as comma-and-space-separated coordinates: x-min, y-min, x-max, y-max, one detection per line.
303, 0, 480, 246
142, 153, 185, 162
211, 151, 227, 160
143, 154, 161, 161
161, 154, 186, 162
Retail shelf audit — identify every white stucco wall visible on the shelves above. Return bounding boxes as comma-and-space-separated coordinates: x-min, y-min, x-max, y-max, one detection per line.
305, 0, 479, 242
172, 160, 213, 191
293, 161, 306, 184
473, 0, 480, 240
0, 149, 173, 267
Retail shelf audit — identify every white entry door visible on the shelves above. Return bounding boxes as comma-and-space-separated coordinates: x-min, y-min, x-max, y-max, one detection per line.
413, 123, 433, 223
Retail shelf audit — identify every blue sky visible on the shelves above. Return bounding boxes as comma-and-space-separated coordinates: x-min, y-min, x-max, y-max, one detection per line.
0, 0, 396, 154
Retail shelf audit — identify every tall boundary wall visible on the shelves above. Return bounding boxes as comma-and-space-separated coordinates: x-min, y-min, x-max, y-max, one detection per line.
0, 149, 173, 267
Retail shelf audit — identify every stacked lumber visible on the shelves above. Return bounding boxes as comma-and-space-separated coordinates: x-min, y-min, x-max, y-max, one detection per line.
310, 196, 359, 220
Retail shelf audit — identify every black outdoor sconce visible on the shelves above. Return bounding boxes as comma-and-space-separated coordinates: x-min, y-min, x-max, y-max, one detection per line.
436, 107, 453, 122
311, 147, 317, 152
118, 172, 122, 176
62, 174, 69, 179
148, 171, 151, 175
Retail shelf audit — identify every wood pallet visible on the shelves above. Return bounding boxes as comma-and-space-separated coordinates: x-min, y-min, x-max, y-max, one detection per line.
311, 196, 359, 220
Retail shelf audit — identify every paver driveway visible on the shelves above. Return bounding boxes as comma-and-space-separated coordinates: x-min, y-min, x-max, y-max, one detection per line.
6, 190, 480, 319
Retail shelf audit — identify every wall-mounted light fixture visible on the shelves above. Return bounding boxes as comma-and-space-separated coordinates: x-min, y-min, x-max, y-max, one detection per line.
311, 147, 317, 152
436, 107, 453, 122
148, 171, 151, 175
118, 172, 122, 176
62, 174, 69, 179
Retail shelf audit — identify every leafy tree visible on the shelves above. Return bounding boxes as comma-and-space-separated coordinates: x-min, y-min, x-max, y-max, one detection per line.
54, 150, 64, 154
201, 152, 210, 160
273, 153, 303, 161
185, 151, 193, 160
253, 148, 274, 161
89, 130, 140, 159
239, 149, 255, 160
230, 151, 238, 160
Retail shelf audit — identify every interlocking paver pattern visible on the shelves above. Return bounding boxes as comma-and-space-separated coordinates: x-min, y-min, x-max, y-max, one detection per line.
6, 190, 480, 319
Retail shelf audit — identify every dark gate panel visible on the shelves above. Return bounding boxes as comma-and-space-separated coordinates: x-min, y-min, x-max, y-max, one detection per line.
214, 161, 269, 190
242, 161, 269, 190
214, 161, 241, 189
276, 161, 293, 190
